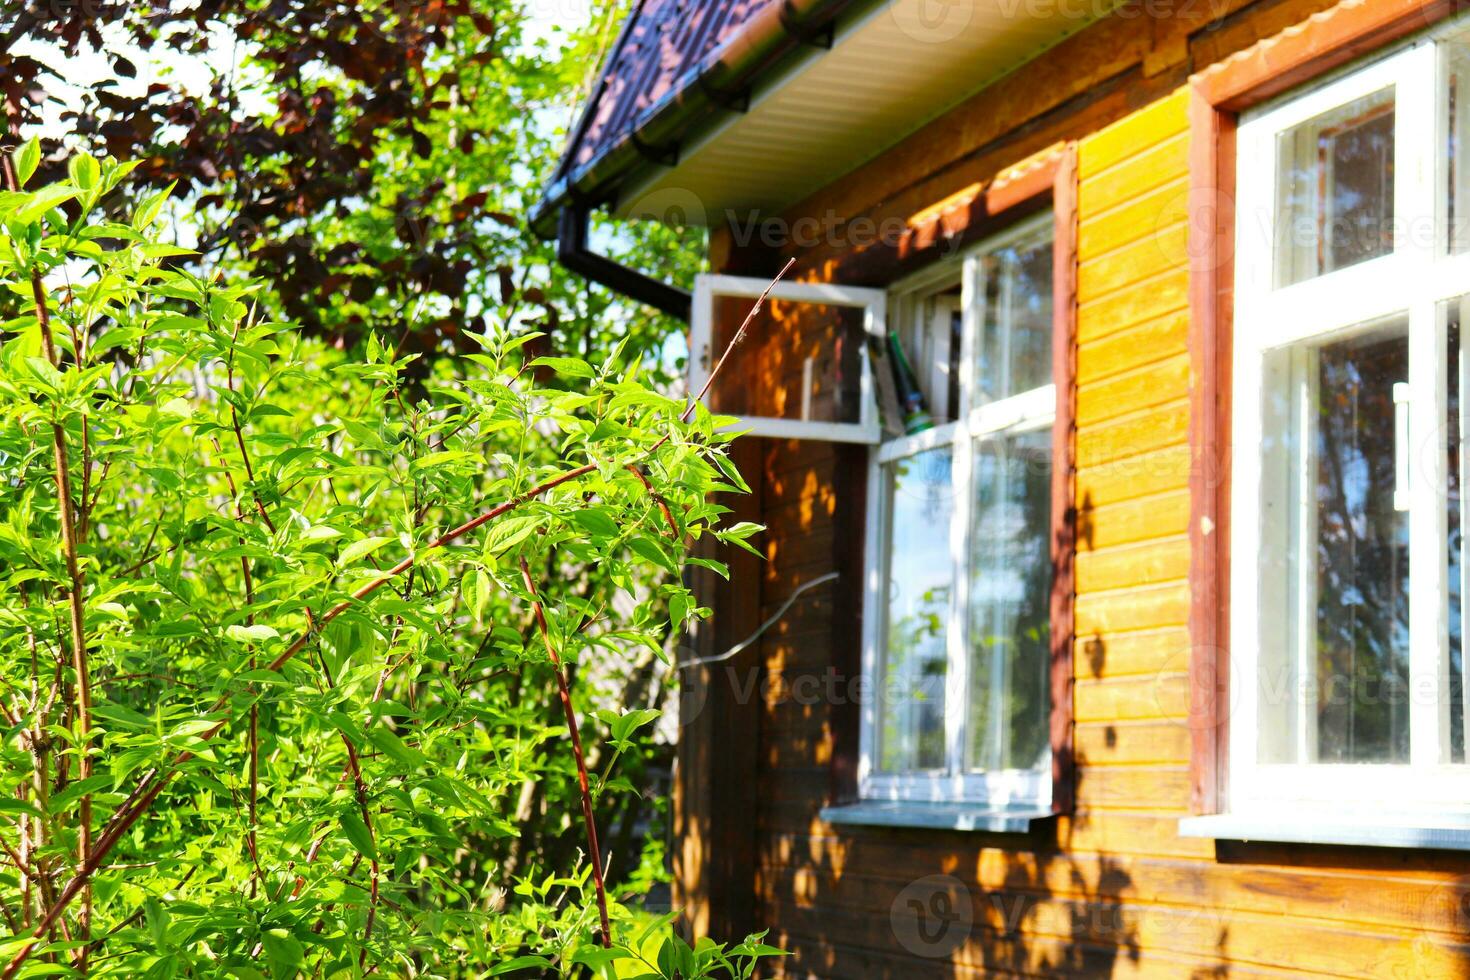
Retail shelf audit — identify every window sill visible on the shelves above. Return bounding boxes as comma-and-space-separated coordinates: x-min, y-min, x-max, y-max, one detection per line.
819, 800, 1053, 833
1179, 812, 1470, 851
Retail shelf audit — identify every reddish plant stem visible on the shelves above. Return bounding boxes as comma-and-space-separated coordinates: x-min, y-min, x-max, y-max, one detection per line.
28, 266, 93, 964
517, 557, 610, 948
625, 465, 677, 539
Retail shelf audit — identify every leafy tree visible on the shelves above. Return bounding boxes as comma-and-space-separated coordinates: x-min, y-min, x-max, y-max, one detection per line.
1, 0, 703, 369
0, 150, 775, 976
5, 0, 710, 935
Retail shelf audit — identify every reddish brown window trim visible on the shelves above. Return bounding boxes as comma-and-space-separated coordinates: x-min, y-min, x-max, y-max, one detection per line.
1050, 146, 1080, 816
830, 144, 1079, 815
1185, 0, 1459, 815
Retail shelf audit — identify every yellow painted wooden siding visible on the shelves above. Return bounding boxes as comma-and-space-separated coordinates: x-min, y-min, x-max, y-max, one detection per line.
1073, 89, 1194, 821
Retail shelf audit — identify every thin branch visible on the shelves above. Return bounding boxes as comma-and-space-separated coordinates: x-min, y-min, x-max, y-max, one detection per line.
28, 266, 93, 963
518, 556, 610, 949
625, 465, 677, 539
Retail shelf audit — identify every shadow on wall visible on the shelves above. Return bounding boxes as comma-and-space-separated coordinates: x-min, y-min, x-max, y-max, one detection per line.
753, 731, 1165, 976
744, 476, 1211, 976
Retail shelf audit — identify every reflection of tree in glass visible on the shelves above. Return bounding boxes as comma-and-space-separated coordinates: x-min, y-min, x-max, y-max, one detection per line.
1276, 89, 1395, 284
882, 584, 952, 771
970, 431, 1052, 775
969, 431, 1052, 773
879, 448, 954, 772
979, 237, 1053, 403
1313, 331, 1409, 763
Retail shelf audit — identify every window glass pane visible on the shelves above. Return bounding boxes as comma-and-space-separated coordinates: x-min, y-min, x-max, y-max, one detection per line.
893, 287, 963, 427
1275, 86, 1395, 286
1258, 319, 1410, 764
967, 428, 1052, 773
877, 447, 954, 772
710, 295, 865, 425
978, 226, 1053, 403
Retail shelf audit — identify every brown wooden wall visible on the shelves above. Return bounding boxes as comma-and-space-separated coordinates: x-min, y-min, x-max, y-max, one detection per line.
678, 0, 1470, 976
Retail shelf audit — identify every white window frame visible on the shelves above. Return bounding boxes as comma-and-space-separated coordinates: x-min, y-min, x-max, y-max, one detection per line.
688, 274, 885, 444
857, 211, 1057, 807
1232, 33, 1470, 815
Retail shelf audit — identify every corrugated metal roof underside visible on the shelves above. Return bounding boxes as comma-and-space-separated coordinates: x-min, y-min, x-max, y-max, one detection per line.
614, 0, 1112, 223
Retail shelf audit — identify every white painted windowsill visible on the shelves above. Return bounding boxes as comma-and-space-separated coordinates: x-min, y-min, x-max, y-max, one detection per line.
819, 801, 1053, 833
1179, 813, 1470, 851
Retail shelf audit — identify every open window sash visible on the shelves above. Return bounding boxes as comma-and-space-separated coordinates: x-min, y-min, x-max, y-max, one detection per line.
689, 273, 885, 444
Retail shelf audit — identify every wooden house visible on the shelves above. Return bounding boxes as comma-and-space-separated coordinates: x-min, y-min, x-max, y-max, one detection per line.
533, 0, 1470, 973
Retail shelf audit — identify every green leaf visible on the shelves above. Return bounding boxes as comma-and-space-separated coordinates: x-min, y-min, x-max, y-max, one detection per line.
472, 567, 491, 619
528, 355, 594, 378
570, 506, 619, 539
68, 154, 99, 191
411, 450, 474, 472
715, 521, 764, 556
226, 623, 279, 644
0, 798, 42, 819
483, 514, 540, 555
14, 138, 39, 188
366, 725, 426, 768
17, 184, 77, 223
628, 535, 675, 572
132, 183, 175, 230
340, 810, 376, 860
339, 535, 393, 567
48, 774, 113, 812
167, 718, 221, 741
607, 708, 661, 743
160, 396, 193, 418
260, 930, 303, 979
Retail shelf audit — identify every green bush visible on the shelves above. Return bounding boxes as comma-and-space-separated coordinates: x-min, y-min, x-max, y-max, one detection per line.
0, 147, 779, 978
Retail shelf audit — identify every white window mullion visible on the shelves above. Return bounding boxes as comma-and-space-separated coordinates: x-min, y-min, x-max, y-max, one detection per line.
1403, 42, 1449, 769
1410, 297, 1450, 766
998, 254, 1014, 400
1230, 109, 1272, 794
943, 253, 985, 778
946, 425, 973, 778
1291, 346, 1320, 765
856, 452, 886, 792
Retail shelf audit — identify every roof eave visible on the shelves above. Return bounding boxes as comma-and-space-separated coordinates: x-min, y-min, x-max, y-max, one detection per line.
530, 0, 870, 239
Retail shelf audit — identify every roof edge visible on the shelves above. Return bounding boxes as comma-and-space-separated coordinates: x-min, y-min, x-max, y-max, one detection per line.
529, 0, 872, 239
